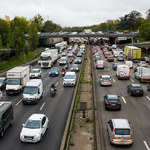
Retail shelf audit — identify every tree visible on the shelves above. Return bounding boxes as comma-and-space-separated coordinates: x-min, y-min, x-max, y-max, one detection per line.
42, 20, 56, 32
146, 9, 150, 22
28, 22, 39, 51
139, 23, 150, 40
0, 35, 2, 49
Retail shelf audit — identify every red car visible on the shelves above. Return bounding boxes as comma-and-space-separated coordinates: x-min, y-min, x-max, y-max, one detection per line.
107, 55, 114, 62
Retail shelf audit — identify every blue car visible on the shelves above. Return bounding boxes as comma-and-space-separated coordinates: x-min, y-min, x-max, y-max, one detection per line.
49, 67, 59, 77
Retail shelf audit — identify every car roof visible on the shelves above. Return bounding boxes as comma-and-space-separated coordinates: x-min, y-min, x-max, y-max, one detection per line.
0, 77, 6, 80
131, 84, 141, 87
31, 68, 40, 71
101, 75, 110, 78
112, 119, 130, 129
107, 95, 118, 99
28, 114, 45, 120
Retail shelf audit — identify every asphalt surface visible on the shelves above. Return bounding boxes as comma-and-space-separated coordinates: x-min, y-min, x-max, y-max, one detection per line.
0, 52, 81, 150
93, 46, 150, 150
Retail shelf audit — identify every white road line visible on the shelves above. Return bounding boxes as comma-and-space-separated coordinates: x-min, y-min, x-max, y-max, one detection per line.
131, 78, 134, 82
143, 141, 150, 150
113, 78, 116, 82
55, 82, 59, 86
4, 92, 6, 95
121, 96, 127, 104
15, 99, 22, 106
146, 96, 150, 102
40, 102, 45, 110
108, 68, 109, 71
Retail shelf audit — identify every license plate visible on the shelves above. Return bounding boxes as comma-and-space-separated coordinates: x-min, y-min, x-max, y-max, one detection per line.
111, 104, 116, 106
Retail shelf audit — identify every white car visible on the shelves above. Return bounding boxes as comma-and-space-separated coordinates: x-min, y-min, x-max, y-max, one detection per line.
20, 114, 49, 143
30, 69, 42, 79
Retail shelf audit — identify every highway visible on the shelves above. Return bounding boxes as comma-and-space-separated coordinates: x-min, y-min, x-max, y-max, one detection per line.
93, 46, 150, 150
0, 53, 81, 150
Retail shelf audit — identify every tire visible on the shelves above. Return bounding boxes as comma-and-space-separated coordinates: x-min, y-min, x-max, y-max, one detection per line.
0, 130, 4, 138
10, 118, 13, 126
40, 135, 42, 142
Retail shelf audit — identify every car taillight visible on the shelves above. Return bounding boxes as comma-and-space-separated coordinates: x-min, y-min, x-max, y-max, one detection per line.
118, 102, 121, 105
113, 128, 115, 137
129, 129, 132, 137
106, 102, 109, 105
109, 80, 111, 82
140, 90, 143, 92
131, 90, 135, 92
101, 80, 104, 82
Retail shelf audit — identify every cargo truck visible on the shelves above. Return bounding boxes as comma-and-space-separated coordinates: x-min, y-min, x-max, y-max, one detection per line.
6, 67, 29, 95
124, 46, 141, 62
134, 66, 150, 82
38, 49, 58, 68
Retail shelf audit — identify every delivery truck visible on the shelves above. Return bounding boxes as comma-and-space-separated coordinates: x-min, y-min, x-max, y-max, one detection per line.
38, 49, 58, 68
134, 66, 150, 82
6, 67, 29, 95
124, 46, 141, 62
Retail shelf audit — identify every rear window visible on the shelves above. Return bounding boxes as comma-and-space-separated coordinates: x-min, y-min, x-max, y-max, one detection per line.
115, 129, 130, 135
133, 86, 142, 90
108, 99, 118, 103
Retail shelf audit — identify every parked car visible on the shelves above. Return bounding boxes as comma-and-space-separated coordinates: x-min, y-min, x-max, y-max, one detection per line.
30, 69, 42, 79
49, 67, 59, 77
71, 64, 79, 72
0, 77, 7, 90
112, 63, 118, 71
137, 61, 147, 67
0, 101, 13, 137
0, 90, 3, 100
100, 75, 112, 86
127, 84, 144, 96
20, 114, 49, 143
96, 60, 104, 69
117, 55, 124, 61
107, 119, 133, 145
104, 95, 121, 110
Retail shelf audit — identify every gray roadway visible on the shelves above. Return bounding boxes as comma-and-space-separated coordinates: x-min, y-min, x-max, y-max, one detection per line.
0, 53, 81, 150
94, 47, 150, 150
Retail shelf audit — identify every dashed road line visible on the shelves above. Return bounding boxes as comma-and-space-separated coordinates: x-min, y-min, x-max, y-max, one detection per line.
146, 96, 150, 102
143, 141, 150, 150
15, 99, 22, 106
40, 102, 45, 110
121, 96, 127, 104
108, 68, 109, 71
55, 82, 59, 86
113, 78, 115, 82
131, 78, 134, 82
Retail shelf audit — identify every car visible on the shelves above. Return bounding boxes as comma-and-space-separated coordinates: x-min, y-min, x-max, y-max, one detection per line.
117, 55, 124, 61
63, 72, 76, 87
77, 52, 82, 57
143, 57, 149, 62
0, 101, 13, 138
104, 95, 121, 110
96, 60, 104, 69
0, 90, 3, 100
127, 84, 144, 96
75, 57, 82, 64
59, 57, 67, 65
71, 64, 79, 72
100, 75, 112, 86
112, 63, 118, 71
94, 52, 100, 58
61, 52, 66, 56
104, 51, 110, 58
30, 69, 42, 79
95, 55, 101, 62
92, 49, 97, 54
49, 67, 59, 77
68, 52, 73, 57
20, 114, 49, 143
107, 119, 133, 145
147, 83, 150, 91
137, 61, 147, 67
0, 77, 7, 90
107, 55, 114, 62
125, 61, 133, 69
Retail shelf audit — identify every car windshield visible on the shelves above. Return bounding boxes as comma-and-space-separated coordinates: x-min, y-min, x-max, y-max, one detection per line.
119, 56, 123, 58
115, 129, 130, 135
60, 58, 66, 61
50, 68, 57, 71
24, 120, 41, 129
72, 65, 78, 68
76, 58, 81, 60
64, 75, 75, 79
40, 56, 51, 60
0, 79, 4, 83
7, 79, 20, 85
31, 70, 39, 73
23, 87, 38, 95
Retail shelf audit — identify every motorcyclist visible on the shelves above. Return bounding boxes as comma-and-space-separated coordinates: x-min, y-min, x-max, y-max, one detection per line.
50, 83, 57, 92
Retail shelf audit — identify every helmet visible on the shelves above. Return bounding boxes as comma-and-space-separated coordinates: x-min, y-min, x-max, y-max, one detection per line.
51, 83, 55, 87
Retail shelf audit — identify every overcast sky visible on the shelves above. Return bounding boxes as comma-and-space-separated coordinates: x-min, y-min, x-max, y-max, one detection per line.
0, 0, 150, 27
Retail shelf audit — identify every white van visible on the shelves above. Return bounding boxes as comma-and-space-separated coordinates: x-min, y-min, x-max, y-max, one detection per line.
116, 65, 130, 79
63, 72, 76, 87
125, 61, 133, 69
22, 79, 43, 104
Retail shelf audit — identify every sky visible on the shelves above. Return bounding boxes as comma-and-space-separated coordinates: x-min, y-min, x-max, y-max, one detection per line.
0, 0, 150, 27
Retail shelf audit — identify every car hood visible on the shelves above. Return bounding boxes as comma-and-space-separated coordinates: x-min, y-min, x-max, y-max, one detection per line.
6, 85, 19, 89
21, 127, 41, 136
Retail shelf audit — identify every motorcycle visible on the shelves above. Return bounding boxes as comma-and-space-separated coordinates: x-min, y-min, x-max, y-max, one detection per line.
50, 87, 56, 97
61, 69, 65, 76
65, 63, 69, 69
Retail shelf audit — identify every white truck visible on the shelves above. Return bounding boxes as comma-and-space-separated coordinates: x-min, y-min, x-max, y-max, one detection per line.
38, 49, 58, 68
55, 41, 67, 53
6, 67, 29, 95
134, 67, 150, 82
116, 65, 130, 80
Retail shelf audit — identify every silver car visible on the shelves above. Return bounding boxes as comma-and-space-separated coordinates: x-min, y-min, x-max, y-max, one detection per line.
107, 119, 133, 145
100, 75, 112, 86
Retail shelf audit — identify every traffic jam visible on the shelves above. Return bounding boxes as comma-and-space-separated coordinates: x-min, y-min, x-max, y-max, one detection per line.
92, 39, 150, 149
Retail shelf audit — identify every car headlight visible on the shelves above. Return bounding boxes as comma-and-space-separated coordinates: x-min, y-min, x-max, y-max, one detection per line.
20, 132, 24, 137
34, 133, 40, 137
15, 88, 18, 90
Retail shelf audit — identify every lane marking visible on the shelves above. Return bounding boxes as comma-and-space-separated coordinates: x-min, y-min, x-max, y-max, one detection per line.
143, 141, 150, 150
4, 92, 6, 95
121, 96, 127, 104
15, 99, 22, 106
40, 102, 45, 110
146, 96, 150, 102
113, 78, 116, 82
55, 82, 59, 86
131, 78, 134, 82
108, 68, 109, 71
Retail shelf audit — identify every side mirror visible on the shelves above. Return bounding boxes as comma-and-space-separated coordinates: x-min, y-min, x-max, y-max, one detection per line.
22, 124, 25, 127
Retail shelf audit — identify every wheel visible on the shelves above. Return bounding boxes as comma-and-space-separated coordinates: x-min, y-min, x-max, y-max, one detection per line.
10, 118, 13, 126
0, 130, 4, 138
40, 135, 42, 142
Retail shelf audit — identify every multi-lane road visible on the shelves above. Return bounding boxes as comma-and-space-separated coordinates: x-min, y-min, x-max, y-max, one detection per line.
0, 54, 81, 150
94, 46, 150, 150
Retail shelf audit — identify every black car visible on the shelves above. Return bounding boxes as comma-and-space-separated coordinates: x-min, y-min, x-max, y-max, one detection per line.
104, 95, 121, 110
127, 84, 144, 96
112, 63, 118, 71
0, 77, 7, 90
0, 101, 13, 137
